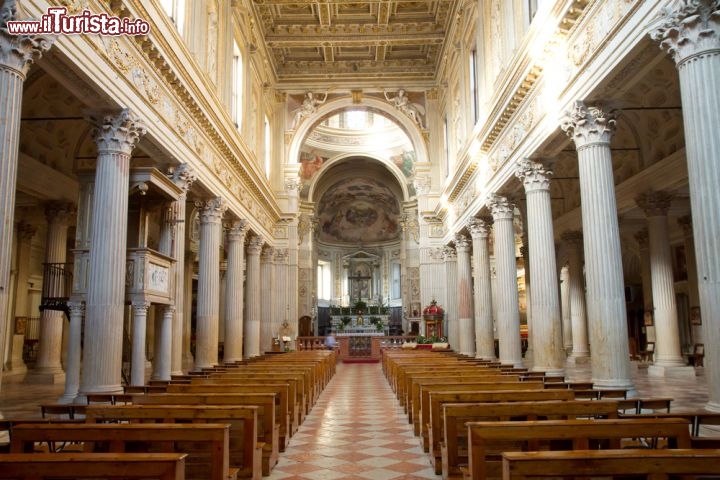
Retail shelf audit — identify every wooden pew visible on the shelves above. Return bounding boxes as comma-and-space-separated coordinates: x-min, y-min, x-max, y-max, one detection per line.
132, 392, 278, 475
166, 383, 292, 451
502, 449, 720, 479
10, 423, 233, 480
85, 404, 262, 480
440, 400, 619, 480
466, 417, 692, 480
0, 452, 187, 480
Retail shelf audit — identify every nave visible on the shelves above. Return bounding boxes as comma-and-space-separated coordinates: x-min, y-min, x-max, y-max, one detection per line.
0, 359, 711, 479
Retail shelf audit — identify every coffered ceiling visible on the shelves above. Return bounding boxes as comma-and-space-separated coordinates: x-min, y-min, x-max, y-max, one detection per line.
247, 0, 462, 87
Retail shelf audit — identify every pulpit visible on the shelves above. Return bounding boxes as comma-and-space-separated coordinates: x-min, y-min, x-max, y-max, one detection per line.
422, 299, 444, 338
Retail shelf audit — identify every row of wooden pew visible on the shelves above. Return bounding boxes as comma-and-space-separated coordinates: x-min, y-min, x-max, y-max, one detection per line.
0, 350, 337, 480
382, 349, 720, 479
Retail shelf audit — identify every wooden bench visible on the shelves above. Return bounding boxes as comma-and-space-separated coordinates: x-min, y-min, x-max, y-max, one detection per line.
166, 383, 292, 451
40, 403, 87, 419
440, 400, 620, 479
85, 404, 262, 480
502, 448, 720, 479
132, 392, 278, 475
0, 452, 186, 479
10, 423, 234, 480
466, 417, 692, 479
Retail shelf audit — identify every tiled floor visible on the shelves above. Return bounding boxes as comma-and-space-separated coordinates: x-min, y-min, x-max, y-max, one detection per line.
0, 358, 712, 478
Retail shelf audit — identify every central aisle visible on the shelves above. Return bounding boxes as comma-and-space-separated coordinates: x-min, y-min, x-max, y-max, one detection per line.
268, 361, 439, 479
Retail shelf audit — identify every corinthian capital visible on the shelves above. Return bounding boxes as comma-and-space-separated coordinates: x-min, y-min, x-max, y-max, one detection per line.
443, 245, 457, 261
635, 190, 674, 217
650, 0, 720, 65
89, 108, 146, 155
225, 219, 248, 243
467, 217, 492, 239
45, 201, 76, 225
454, 233, 471, 252
515, 158, 552, 192
196, 197, 227, 224
247, 235, 264, 255
0, 1, 54, 76
169, 164, 197, 197
560, 101, 619, 149
487, 194, 514, 221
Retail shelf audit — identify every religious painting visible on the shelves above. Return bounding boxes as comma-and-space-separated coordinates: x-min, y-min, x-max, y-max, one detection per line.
299, 150, 328, 181
691, 306, 701, 326
390, 150, 415, 178
317, 178, 400, 243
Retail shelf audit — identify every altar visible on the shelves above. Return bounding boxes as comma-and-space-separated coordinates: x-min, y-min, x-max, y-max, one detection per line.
330, 314, 390, 335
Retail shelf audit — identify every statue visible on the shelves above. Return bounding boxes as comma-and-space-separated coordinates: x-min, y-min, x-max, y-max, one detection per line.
291, 91, 327, 129
384, 88, 425, 128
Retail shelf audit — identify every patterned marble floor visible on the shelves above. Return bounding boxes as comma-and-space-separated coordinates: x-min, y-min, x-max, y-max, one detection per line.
0, 358, 712, 478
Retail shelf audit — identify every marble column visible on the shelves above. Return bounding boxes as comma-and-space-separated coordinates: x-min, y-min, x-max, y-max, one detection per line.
260, 246, 275, 354
562, 231, 590, 363
635, 229, 654, 333
455, 233, 475, 356
58, 301, 84, 403
194, 198, 227, 370
444, 246, 458, 348
516, 159, 564, 375
678, 216, 702, 343
223, 220, 247, 363
169, 165, 196, 375
561, 101, 633, 391
636, 191, 694, 376
9, 222, 36, 374
182, 251, 195, 370
130, 301, 150, 386
560, 265, 572, 354
488, 194, 523, 367
0, 6, 53, 369
244, 235, 263, 358
152, 305, 173, 380
81, 110, 145, 395
468, 217, 495, 360
29, 202, 76, 383
651, 0, 720, 408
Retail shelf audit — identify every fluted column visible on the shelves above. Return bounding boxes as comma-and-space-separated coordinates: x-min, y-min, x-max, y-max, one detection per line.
223, 220, 247, 363
678, 216, 702, 343
636, 191, 692, 375
244, 235, 263, 358
81, 109, 146, 395
562, 231, 590, 363
516, 159, 564, 375
58, 301, 84, 403
260, 246, 275, 354
560, 265, 572, 354
634, 229, 654, 339
169, 165, 196, 375
0, 5, 53, 369
561, 102, 633, 391
468, 218, 495, 359
29, 202, 76, 382
444, 246, 458, 348
9, 222, 35, 374
651, 0, 720, 408
488, 194, 523, 367
152, 305, 173, 380
182, 251, 195, 370
455, 234, 475, 356
194, 198, 227, 370
130, 301, 150, 386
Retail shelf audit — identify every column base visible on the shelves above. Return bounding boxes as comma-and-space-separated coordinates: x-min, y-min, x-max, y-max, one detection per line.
533, 367, 565, 377
25, 370, 66, 385
647, 364, 697, 378
3, 364, 27, 376
567, 354, 591, 366
57, 393, 79, 404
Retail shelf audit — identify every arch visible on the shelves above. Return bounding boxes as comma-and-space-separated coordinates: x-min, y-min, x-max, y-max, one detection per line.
286, 94, 429, 171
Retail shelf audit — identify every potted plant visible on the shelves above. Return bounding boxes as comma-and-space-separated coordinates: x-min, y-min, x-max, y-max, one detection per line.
353, 299, 367, 315
369, 316, 384, 332
340, 316, 352, 331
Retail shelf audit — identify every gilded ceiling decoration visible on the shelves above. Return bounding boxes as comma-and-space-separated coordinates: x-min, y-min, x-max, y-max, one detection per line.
248, 1, 461, 84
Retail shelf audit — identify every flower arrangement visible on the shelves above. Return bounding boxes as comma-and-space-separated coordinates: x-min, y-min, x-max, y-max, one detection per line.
415, 335, 447, 345
369, 316, 384, 332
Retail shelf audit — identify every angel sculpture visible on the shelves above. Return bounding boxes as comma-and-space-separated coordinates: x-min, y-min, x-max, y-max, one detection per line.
291, 91, 327, 129
384, 89, 425, 128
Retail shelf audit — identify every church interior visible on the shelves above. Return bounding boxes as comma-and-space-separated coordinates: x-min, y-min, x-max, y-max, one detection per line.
1, 0, 720, 477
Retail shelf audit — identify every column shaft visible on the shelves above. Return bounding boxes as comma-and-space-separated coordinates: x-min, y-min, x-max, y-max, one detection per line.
444, 247, 458, 348
58, 301, 84, 403
152, 306, 173, 380
455, 235, 475, 356
560, 266, 572, 353
469, 219, 495, 359
194, 198, 226, 369
488, 195, 523, 367
224, 220, 247, 362
130, 302, 149, 386
260, 247, 275, 354
244, 236, 263, 358
564, 233, 590, 361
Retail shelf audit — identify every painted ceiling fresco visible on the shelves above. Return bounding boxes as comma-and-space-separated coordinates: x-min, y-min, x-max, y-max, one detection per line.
318, 178, 401, 244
